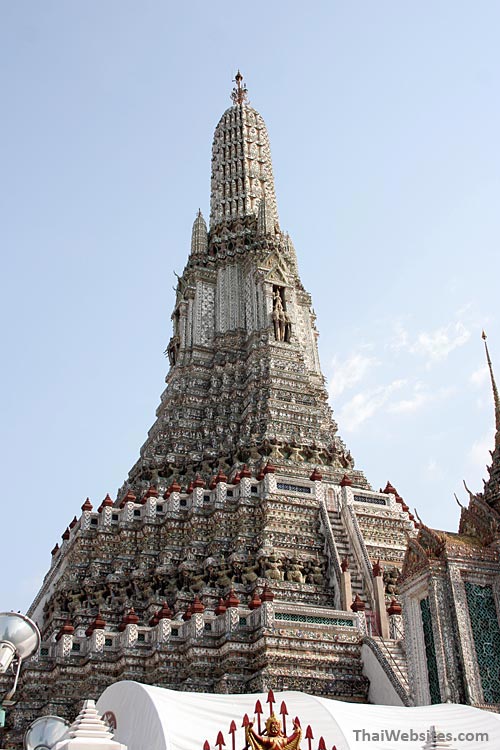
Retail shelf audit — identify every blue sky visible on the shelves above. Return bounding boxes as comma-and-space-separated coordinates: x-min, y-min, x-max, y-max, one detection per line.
1, 2, 499, 613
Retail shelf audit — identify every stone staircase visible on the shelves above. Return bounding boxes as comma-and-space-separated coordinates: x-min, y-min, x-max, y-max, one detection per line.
324, 503, 412, 706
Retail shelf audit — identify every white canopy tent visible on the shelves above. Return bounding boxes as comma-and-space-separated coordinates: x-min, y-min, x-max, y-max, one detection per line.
96, 682, 500, 750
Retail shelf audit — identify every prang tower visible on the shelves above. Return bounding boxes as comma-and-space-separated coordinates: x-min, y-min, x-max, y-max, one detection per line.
2, 76, 419, 743
127, 71, 361, 491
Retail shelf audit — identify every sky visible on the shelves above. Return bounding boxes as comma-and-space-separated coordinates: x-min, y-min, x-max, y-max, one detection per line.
1, 2, 499, 614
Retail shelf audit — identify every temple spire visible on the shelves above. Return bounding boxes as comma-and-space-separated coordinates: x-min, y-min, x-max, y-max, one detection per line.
482, 331, 500, 448
210, 74, 278, 229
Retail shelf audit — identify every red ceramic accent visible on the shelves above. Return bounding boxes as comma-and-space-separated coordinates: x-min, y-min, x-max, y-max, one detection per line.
81, 497, 93, 512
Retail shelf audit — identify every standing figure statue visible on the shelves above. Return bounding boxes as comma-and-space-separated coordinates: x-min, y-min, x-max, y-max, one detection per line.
272, 292, 287, 342
246, 714, 302, 750
166, 335, 180, 366
283, 310, 292, 342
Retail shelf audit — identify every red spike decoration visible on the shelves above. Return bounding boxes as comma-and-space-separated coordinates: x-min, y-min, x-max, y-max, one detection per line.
305, 725, 314, 750
293, 717, 301, 728
241, 714, 250, 750
318, 738, 326, 750
216, 731, 225, 750
279, 701, 288, 734
254, 700, 263, 734
229, 720, 237, 750
203, 742, 210, 750
267, 688, 275, 716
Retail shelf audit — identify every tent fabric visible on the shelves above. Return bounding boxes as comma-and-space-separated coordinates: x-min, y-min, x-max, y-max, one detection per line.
96, 681, 500, 750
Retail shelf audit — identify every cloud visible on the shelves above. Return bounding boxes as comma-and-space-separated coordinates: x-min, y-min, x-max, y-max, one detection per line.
338, 379, 406, 431
389, 322, 410, 352
467, 430, 494, 474
388, 383, 456, 415
413, 322, 470, 361
338, 378, 457, 431
425, 458, 445, 481
329, 352, 379, 398
388, 383, 430, 414
390, 321, 470, 365
470, 366, 489, 388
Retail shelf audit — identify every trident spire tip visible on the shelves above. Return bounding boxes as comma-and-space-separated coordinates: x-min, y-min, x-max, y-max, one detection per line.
231, 70, 248, 105
482, 330, 500, 446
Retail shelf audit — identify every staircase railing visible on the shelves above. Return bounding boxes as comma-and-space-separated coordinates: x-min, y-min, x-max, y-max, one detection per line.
318, 498, 343, 604
341, 504, 375, 609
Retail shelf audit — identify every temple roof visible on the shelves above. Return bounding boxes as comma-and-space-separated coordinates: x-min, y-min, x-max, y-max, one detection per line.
400, 522, 498, 582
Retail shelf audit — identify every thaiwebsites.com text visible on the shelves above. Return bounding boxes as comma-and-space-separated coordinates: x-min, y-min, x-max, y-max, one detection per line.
352, 728, 489, 743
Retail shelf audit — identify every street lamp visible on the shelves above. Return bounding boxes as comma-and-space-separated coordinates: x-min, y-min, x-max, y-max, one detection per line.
0, 612, 40, 673
24, 715, 70, 750
0, 611, 41, 724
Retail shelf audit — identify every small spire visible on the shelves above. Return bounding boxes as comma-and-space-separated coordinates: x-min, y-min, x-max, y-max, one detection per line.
231, 70, 248, 105
191, 210, 208, 255
482, 331, 500, 447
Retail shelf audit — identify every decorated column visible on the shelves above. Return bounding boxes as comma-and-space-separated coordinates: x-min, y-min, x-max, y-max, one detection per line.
351, 594, 367, 635
190, 596, 205, 638
263, 462, 277, 495
168, 480, 181, 512
153, 602, 172, 643
86, 612, 106, 653
120, 490, 136, 523
239, 465, 252, 499
260, 584, 275, 628
118, 608, 139, 648
144, 485, 158, 520
340, 474, 353, 508
373, 560, 390, 639
99, 494, 114, 527
340, 557, 352, 612
56, 620, 75, 658
224, 589, 240, 631
387, 598, 404, 640
310, 467, 324, 502
192, 474, 205, 508
215, 468, 228, 507
80, 498, 93, 530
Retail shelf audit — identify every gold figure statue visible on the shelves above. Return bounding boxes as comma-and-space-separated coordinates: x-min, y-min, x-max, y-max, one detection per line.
246, 714, 302, 750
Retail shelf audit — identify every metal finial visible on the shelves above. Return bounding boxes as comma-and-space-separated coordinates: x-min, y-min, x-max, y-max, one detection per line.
231, 70, 248, 105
